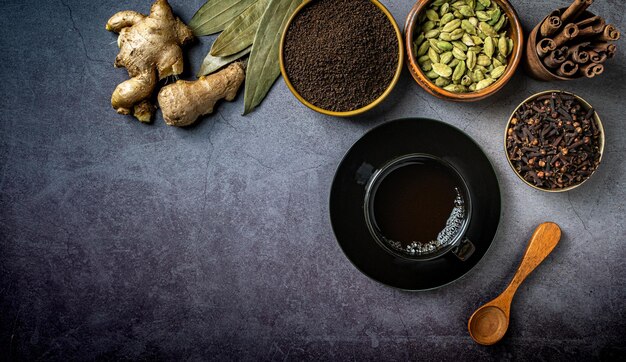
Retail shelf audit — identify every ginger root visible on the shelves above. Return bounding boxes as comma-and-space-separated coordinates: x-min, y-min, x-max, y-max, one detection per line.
106, 0, 193, 122
158, 62, 246, 127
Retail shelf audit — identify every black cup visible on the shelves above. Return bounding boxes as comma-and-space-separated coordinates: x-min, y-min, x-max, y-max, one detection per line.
363, 154, 475, 261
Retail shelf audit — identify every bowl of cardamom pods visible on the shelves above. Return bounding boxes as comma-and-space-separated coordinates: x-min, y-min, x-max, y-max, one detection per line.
405, 0, 524, 101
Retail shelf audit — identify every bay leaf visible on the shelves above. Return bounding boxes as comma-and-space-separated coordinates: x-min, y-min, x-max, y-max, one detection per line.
198, 46, 251, 77
211, 0, 270, 57
243, 0, 303, 115
190, 0, 256, 36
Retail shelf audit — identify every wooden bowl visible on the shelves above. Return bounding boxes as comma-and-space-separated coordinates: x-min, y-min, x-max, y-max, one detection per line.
279, 0, 404, 117
503, 90, 605, 192
405, 0, 524, 102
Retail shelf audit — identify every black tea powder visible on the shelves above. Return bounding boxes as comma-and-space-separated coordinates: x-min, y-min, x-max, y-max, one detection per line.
283, 0, 399, 112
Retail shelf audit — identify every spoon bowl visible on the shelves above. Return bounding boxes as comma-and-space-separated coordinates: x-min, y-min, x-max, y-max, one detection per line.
468, 305, 509, 345
468, 222, 562, 345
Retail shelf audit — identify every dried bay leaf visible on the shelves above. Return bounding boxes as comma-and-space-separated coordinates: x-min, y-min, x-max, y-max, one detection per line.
190, 0, 256, 36
243, 0, 303, 115
211, 0, 270, 57
198, 46, 251, 77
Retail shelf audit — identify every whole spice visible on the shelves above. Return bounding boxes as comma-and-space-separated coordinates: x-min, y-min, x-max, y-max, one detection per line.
533, 0, 620, 80
412, 0, 514, 93
506, 91, 602, 190
282, 0, 399, 112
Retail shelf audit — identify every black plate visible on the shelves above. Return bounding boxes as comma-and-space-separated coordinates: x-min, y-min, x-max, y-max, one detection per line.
329, 118, 501, 290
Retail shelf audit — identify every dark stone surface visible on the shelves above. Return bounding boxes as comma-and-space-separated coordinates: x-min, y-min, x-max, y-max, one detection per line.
0, 0, 624, 360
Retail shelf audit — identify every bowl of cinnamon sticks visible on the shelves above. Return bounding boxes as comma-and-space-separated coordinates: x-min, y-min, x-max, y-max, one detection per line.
524, 0, 620, 81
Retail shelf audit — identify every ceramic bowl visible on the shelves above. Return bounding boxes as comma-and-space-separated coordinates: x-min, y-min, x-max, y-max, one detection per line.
405, 0, 524, 102
279, 0, 404, 117
504, 90, 605, 192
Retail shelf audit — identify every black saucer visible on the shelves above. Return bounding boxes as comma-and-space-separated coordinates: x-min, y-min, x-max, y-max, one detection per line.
329, 118, 501, 290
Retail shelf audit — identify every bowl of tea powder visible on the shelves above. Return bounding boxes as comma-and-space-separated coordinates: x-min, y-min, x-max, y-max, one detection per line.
280, 0, 403, 116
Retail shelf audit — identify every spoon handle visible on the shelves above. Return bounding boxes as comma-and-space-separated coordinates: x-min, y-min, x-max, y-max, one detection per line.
503, 222, 562, 297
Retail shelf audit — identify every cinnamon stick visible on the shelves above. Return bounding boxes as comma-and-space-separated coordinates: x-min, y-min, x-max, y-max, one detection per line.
587, 50, 607, 63
541, 15, 562, 37
579, 62, 603, 78
567, 42, 591, 64
536, 38, 557, 58
576, 15, 605, 30
593, 42, 617, 54
561, 0, 593, 24
543, 49, 567, 68
553, 24, 580, 47
556, 60, 579, 77
596, 24, 621, 42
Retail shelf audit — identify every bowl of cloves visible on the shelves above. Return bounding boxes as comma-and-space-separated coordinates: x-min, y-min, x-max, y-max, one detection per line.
504, 90, 604, 192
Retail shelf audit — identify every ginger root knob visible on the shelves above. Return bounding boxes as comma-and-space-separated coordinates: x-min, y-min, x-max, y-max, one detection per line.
158, 62, 246, 127
106, 0, 193, 122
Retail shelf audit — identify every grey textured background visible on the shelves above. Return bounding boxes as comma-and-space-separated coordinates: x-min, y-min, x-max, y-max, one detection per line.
0, 0, 624, 360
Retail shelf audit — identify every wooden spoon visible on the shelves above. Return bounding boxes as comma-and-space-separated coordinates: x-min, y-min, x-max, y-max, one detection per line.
468, 222, 562, 345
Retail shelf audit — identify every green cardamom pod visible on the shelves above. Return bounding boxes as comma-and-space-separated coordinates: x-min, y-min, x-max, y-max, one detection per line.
422, 61, 433, 71
462, 33, 475, 46
466, 50, 477, 70
490, 65, 506, 78
440, 2, 450, 16
440, 51, 454, 64
450, 28, 465, 40
461, 19, 477, 35
414, 33, 425, 46
468, 17, 479, 27
459, 6, 474, 18
442, 19, 462, 33
452, 41, 468, 51
507, 38, 514, 56
492, 58, 503, 67
478, 0, 491, 7
429, 39, 443, 53
469, 83, 477, 91
423, 21, 436, 32
498, 36, 508, 56
484, 36, 494, 58
437, 41, 453, 51
452, 60, 466, 81
439, 32, 453, 41
488, 7, 501, 26
477, 54, 491, 66
476, 77, 495, 90
440, 13, 455, 25
433, 0, 447, 6
476, 11, 491, 22
493, 14, 506, 32
429, 47, 440, 63
417, 41, 430, 56
417, 54, 431, 64
473, 69, 485, 81
436, 77, 451, 87
425, 69, 439, 79
467, 0, 476, 10
432, 62, 453, 78
425, 29, 441, 39
451, 1, 465, 9
471, 36, 484, 45
461, 74, 472, 86
443, 84, 467, 93
469, 46, 483, 53
479, 22, 498, 37
452, 47, 467, 60
425, 9, 439, 21
449, 58, 460, 68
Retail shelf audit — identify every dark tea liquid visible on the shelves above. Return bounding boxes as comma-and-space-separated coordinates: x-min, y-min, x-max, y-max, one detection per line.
371, 157, 467, 256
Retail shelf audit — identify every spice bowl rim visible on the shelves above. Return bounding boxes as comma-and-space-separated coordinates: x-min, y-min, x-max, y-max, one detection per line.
278, 0, 404, 117
503, 90, 605, 193
404, 0, 524, 102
